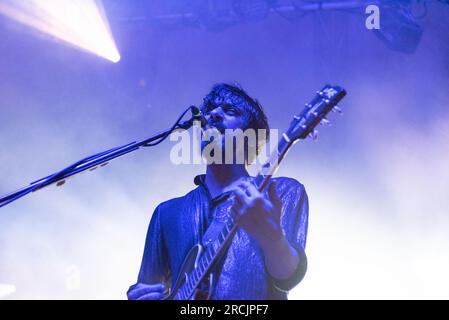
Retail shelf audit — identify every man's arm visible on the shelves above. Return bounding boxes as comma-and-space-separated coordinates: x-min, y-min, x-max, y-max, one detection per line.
230, 178, 308, 286
127, 283, 166, 300
258, 231, 301, 280
128, 205, 169, 299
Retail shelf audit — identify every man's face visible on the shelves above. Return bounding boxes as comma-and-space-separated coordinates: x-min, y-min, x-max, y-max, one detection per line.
200, 103, 251, 162
205, 103, 249, 133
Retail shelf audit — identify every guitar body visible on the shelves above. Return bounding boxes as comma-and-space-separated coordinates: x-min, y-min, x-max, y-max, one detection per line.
163, 244, 214, 300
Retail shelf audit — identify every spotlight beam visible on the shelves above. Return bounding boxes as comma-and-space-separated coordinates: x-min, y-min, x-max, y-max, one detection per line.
0, 0, 120, 63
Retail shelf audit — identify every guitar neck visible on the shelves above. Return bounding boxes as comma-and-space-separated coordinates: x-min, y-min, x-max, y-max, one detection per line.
254, 132, 294, 190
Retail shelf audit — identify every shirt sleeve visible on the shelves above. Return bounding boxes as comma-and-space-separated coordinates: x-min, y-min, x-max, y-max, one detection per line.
127, 205, 169, 294
267, 178, 309, 292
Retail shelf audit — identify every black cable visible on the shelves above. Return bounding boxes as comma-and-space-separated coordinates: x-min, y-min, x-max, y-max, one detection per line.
142, 105, 195, 147
0, 105, 198, 209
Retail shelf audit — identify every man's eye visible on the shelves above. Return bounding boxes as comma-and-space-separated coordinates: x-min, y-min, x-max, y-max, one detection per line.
224, 107, 239, 115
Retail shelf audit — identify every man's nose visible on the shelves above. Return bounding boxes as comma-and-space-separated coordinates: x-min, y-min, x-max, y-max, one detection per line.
207, 107, 223, 123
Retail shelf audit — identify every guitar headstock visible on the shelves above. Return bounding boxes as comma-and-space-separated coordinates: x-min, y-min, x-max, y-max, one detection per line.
287, 85, 346, 141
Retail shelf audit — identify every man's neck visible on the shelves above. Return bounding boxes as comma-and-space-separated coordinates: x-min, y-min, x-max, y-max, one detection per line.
204, 164, 249, 198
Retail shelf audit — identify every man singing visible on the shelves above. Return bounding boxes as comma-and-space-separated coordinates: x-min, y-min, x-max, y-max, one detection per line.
127, 83, 308, 300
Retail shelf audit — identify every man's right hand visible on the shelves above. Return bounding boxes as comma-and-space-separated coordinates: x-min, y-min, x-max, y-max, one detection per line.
127, 283, 166, 300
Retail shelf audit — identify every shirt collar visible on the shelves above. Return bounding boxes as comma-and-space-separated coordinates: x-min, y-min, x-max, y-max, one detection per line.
194, 174, 214, 201
194, 174, 206, 187
194, 174, 240, 205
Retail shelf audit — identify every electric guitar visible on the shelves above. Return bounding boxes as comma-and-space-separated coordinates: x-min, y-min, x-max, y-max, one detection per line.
163, 85, 347, 300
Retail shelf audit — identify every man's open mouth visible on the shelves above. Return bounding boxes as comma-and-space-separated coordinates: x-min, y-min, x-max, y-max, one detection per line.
210, 125, 225, 134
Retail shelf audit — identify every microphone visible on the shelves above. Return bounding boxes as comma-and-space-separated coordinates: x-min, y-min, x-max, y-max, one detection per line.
191, 106, 212, 132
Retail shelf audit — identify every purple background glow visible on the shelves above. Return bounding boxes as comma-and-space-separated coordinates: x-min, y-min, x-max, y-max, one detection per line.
0, 1, 448, 299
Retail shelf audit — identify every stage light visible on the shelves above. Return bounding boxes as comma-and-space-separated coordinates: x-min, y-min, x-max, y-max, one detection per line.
0, 0, 120, 63
373, 3, 423, 54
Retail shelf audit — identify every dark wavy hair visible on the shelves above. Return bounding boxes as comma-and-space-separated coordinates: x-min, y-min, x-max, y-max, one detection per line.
200, 83, 270, 164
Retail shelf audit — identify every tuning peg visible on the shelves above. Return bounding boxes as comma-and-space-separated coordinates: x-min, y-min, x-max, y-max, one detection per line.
320, 118, 331, 126
332, 106, 343, 114
308, 129, 319, 140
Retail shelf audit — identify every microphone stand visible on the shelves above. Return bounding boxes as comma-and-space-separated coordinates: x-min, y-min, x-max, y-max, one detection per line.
0, 106, 203, 209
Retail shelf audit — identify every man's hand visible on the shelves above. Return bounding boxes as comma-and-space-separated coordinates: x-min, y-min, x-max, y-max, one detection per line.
225, 178, 283, 247
127, 283, 165, 300
225, 178, 300, 280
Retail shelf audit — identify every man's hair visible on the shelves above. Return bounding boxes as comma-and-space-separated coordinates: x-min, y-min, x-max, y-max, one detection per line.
200, 83, 270, 164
